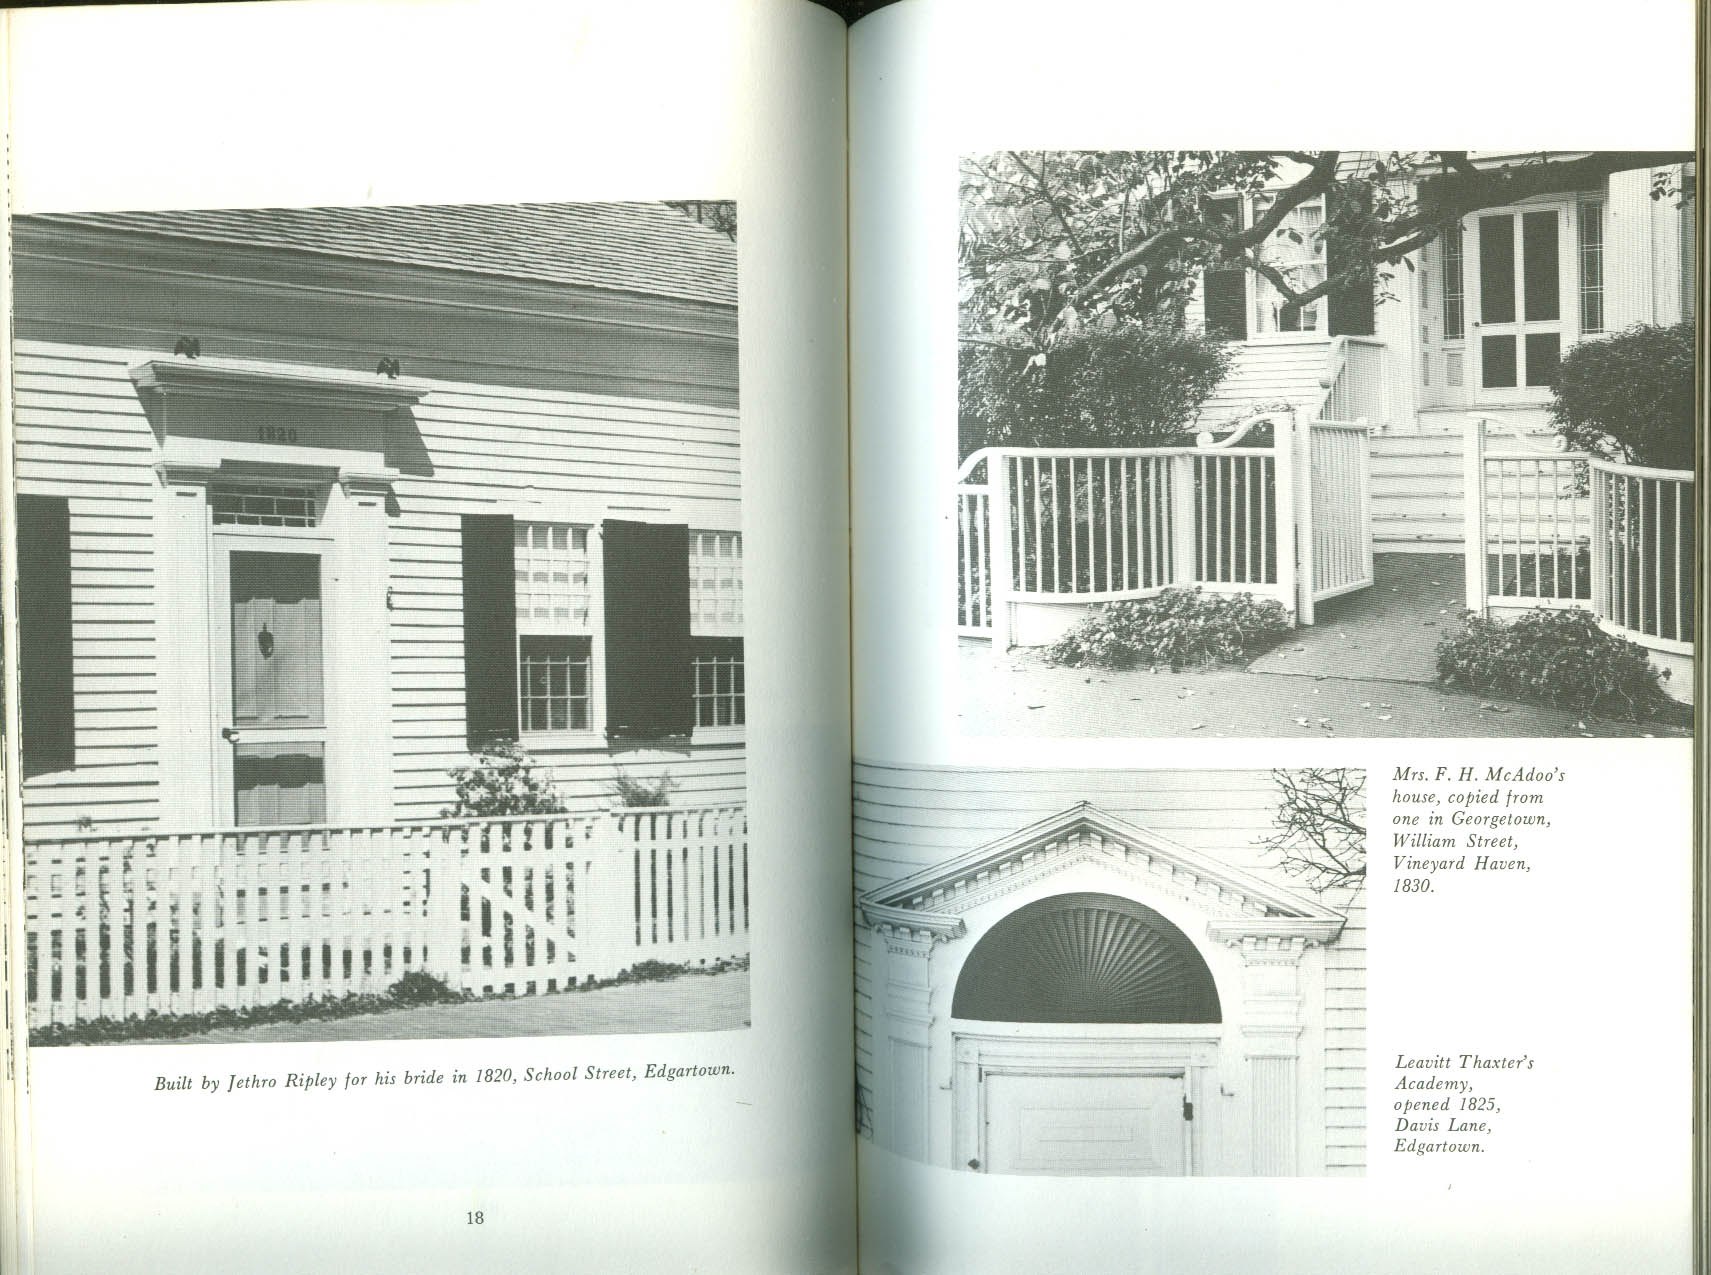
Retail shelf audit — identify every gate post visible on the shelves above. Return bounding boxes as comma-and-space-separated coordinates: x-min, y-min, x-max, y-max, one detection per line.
1171, 452, 1198, 587
576, 814, 640, 983
988, 451, 1014, 651
1271, 411, 1303, 625
1462, 415, 1488, 615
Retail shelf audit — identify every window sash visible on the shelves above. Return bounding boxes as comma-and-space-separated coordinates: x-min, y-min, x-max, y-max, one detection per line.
1251, 193, 1327, 335
518, 635, 593, 733
689, 530, 744, 635
1577, 199, 1605, 334
515, 522, 592, 634
1442, 223, 1465, 340
691, 638, 745, 729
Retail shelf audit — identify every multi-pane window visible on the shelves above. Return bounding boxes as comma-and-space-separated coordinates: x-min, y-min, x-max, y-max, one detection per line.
515, 523, 592, 734
211, 484, 318, 527
519, 635, 592, 732
690, 532, 743, 730
515, 523, 591, 629
1251, 193, 1326, 334
1441, 222, 1465, 340
1577, 198, 1605, 334
691, 638, 744, 728
689, 531, 743, 635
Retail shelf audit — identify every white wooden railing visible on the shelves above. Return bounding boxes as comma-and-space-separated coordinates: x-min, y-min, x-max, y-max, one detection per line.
1319, 336, 1388, 428
1463, 415, 1693, 652
956, 409, 1377, 641
23, 803, 749, 1028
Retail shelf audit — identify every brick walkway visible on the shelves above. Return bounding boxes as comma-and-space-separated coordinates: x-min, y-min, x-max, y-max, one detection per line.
133, 970, 750, 1045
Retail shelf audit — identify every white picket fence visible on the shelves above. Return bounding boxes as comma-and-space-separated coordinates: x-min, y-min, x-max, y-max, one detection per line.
1463, 415, 1694, 652
22, 803, 749, 1028
956, 410, 1373, 643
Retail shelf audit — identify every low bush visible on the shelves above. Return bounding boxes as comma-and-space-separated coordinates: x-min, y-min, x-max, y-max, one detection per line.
1550, 321, 1694, 470
608, 768, 676, 807
1434, 607, 1674, 721
1045, 588, 1291, 671
443, 740, 565, 818
388, 970, 462, 1006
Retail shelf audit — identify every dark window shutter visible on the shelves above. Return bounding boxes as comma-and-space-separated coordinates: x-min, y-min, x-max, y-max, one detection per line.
1326, 188, 1376, 337
1201, 196, 1247, 340
461, 514, 518, 747
17, 494, 74, 776
603, 520, 691, 741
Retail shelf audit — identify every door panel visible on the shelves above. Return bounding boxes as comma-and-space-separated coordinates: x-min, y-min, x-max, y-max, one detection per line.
230, 551, 324, 726
234, 742, 327, 826
984, 1073, 1187, 1176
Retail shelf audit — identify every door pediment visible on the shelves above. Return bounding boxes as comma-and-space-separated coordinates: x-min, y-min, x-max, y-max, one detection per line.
858, 802, 1345, 947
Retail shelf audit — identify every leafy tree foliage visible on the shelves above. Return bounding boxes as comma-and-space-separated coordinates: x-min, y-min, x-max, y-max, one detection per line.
1549, 321, 1695, 471
960, 150, 1691, 351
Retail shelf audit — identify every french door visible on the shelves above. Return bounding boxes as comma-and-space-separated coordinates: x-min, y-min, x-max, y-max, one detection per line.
1469, 204, 1572, 396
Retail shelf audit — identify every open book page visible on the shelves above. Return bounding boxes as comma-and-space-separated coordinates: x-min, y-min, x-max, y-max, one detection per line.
849, 0, 1696, 1270
2, 3, 854, 1272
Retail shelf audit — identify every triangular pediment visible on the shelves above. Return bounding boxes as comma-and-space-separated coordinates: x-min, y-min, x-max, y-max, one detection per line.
859, 802, 1345, 943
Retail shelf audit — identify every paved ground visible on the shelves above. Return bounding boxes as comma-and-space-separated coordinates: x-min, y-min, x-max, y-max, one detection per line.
958, 555, 1689, 740
131, 970, 750, 1045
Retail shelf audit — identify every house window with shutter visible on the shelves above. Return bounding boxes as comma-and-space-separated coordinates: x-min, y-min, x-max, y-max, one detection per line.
688, 532, 744, 733
1251, 192, 1327, 335
514, 523, 594, 736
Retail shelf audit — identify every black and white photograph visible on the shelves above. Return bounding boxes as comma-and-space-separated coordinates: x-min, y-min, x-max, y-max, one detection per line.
13, 200, 751, 1045
955, 151, 1695, 739
854, 763, 1366, 1177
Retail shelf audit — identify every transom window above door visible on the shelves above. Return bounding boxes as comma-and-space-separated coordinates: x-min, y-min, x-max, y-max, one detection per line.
210, 483, 320, 527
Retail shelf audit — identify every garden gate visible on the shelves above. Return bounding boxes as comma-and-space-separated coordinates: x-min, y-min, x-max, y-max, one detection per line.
955, 410, 1372, 647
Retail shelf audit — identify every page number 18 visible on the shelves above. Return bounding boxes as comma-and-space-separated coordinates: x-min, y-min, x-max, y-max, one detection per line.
467, 1211, 484, 1226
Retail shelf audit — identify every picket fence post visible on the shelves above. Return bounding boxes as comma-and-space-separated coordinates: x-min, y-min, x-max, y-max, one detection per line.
1462, 415, 1489, 615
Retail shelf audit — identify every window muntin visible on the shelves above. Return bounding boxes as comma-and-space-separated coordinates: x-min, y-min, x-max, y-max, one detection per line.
515, 522, 592, 633
1577, 199, 1605, 334
689, 531, 744, 635
211, 485, 318, 527
691, 638, 745, 728
519, 635, 592, 733
1252, 193, 1327, 335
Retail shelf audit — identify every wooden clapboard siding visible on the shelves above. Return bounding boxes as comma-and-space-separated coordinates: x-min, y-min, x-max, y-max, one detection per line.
1196, 340, 1332, 430
853, 762, 1366, 1174
1322, 888, 1367, 1174
14, 321, 745, 833
14, 340, 161, 837
384, 369, 740, 813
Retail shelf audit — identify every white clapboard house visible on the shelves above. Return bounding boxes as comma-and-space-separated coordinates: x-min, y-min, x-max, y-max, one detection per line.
854, 765, 1364, 1177
12, 202, 750, 1029
955, 154, 1696, 697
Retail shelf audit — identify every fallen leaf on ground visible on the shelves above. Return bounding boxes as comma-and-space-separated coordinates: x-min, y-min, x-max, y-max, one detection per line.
1478, 703, 1510, 713
1190, 722, 1205, 731
1026, 704, 1045, 710
1377, 714, 1393, 721
1293, 716, 1309, 727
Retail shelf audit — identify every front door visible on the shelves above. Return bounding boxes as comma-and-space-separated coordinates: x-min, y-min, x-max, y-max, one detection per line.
982, 1072, 1188, 1176
1469, 204, 1571, 397
221, 549, 328, 825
